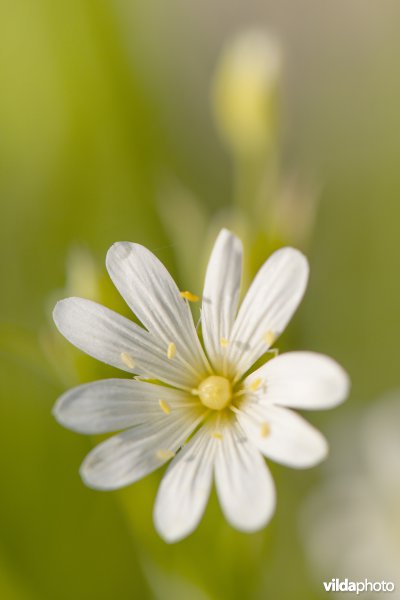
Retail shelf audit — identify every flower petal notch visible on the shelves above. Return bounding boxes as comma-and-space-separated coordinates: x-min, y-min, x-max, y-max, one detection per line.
52, 229, 350, 541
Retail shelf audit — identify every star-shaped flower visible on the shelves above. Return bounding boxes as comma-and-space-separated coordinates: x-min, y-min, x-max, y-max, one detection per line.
53, 229, 349, 542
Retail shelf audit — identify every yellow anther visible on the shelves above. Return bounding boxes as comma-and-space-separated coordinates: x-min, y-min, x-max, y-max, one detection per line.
249, 378, 262, 392
167, 342, 176, 359
159, 399, 172, 415
198, 375, 232, 410
180, 290, 200, 302
211, 431, 224, 440
260, 422, 270, 438
263, 331, 277, 346
156, 449, 175, 461
120, 352, 135, 369
220, 337, 229, 348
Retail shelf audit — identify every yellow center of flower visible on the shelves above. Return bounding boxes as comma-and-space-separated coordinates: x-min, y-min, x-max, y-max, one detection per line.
198, 376, 232, 410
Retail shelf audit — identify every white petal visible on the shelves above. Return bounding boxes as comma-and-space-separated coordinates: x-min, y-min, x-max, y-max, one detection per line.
53, 297, 198, 389
106, 242, 210, 377
201, 229, 243, 373
238, 404, 328, 469
226, 247, 309, 379
245, 351, 350, 410
80, 407, 204, 490
53, 379, 193, 434
154, 425, 216, 543
214, 421, 276, 532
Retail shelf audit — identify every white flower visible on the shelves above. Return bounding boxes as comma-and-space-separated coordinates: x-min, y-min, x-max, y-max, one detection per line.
53, 229, 349, 543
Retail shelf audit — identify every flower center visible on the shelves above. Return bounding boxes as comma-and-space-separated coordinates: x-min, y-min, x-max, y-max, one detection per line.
198, 376, 232, 410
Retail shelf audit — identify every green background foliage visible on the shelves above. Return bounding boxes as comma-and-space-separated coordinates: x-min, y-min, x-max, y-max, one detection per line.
1, 2, 399, 598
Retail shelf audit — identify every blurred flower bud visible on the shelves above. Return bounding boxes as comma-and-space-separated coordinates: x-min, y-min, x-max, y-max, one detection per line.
157, 178, 207, 292
65, 245, 101, 300
41, 245, 103, 386
302, 392, 400, 585
211, 30, 282, 158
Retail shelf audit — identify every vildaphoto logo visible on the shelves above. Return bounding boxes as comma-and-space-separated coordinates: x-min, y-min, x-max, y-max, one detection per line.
323, 579, 395, 595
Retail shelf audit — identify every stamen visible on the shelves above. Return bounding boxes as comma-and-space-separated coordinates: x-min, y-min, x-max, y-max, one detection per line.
260, 422, 270, 437
263, 331, 277, 346
220, 337, 229, 348
156, 449, 175, 460
180, 290, 200, 302
120, 352, 135, 369
167, 342, 176, 359
211, 431, 223, 440
249, 378, 262, 391
159, 399, 171, 415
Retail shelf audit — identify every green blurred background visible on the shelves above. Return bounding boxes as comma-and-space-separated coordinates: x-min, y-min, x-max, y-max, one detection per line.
1, 1, 400, 599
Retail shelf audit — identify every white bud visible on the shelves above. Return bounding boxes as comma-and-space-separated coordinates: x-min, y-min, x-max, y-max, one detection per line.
211, 30, 282, 157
